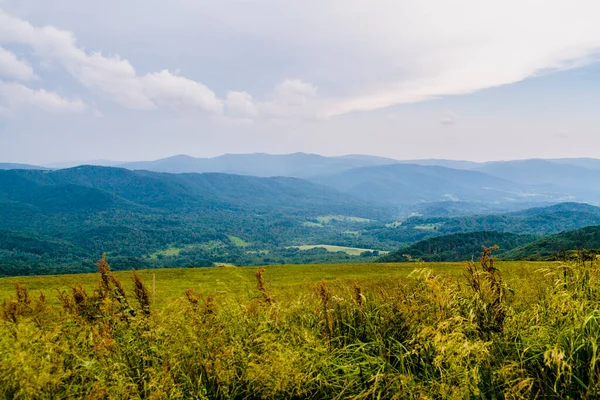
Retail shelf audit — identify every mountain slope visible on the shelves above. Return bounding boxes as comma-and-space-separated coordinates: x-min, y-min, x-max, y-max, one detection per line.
504, 226, 600, 260
378, 231, 536, 262
310, 163, 554, 205
0, 166, 390, 275
508, 202, 600, 217
395, 159, 481, 170
364, 202, 600, 252
548, 158, 600, 171
402, 202, 600, 236
0, 163, 47, 170
1, 166, 384, 216
474, 159, 600, 192
119, 152, 398, 177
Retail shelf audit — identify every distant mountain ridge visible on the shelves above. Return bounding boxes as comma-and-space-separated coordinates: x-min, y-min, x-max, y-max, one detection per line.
309, 163, 559, 206
0, 163, 47, 170
117, 153, 399, 178
6, 153, 600, 206
5, 153, 599, 176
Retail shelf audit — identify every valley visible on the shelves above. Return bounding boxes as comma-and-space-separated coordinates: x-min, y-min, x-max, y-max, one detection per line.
3, 154, 600, 275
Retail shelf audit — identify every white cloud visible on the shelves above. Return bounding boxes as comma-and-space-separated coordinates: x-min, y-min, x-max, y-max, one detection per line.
142, 70, 222, 114
2, 0, 600, 120
225, 80, 320, 120
0, 46, 34, 80
0, 81, 85, 116
314, 0, 600, 115
226, 91, 257, 118
0, 9, 223, 114
271, 80, 317, 107
256, 80, 320, 120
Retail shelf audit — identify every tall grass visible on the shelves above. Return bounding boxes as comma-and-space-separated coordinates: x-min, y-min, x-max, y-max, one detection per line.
1, 251, 600, 398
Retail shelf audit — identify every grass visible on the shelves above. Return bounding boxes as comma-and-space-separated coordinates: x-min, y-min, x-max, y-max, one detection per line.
302, 221, 324, 228
0, 262, 468, 306
385, 221, 403, 228
290, 244, 390, 256
228, 236, 250, 247
413, 223, 442, 231
316, 215, 371, 224
4, 257, 600, 398
148, 241, 225, 259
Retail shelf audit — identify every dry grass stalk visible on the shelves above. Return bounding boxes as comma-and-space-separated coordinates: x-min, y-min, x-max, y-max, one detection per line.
1, 284, 47, 324
185, 288, 200, 306
97, 253, 111, 297
354, 283, 364, 307
317, 279, 333, 343
255, 268, 273, 304
464, 245, 507, 334
132, 270, 151, 316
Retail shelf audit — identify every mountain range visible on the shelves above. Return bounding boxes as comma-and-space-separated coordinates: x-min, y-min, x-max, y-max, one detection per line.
9, 152, 600, 207
2, 163, 600, 274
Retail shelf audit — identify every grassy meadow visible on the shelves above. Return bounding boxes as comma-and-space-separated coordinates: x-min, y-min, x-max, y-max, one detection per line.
288, 245, 390, 256
3, 256, 600, 398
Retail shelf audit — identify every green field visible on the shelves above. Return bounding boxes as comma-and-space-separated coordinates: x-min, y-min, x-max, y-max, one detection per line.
228, 236, 250, 247
0, 262, 466, 306
3, 258, 600, 399
148, 241, 225, 260
290, 244, 389, 256
316, 215, 371, 224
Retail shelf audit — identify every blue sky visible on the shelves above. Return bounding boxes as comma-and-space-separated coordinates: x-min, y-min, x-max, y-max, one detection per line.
1, 0, 599, 164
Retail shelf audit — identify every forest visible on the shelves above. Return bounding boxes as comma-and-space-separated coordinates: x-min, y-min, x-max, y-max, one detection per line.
3, 167, 600, 275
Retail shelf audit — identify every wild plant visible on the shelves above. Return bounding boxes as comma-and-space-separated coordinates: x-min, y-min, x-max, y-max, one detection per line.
316, 279, 333, 346
132, 270, 150, 316
255, 267, 273, 304
1, 284, 47, 324
463, 245, 508, 335
10, 252, 600, 398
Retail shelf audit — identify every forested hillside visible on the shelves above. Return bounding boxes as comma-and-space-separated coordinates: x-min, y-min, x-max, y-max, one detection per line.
0, 166, 388, 275
3, 164, 600, 275
378, 231, 536, 262
504, 226, 600, 260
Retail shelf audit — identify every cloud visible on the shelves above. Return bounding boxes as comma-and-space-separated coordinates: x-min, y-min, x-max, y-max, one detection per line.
225, 80, 319, 120
2, 0, 600, 120
226, 91, 257, 118
141, 70, 222, 114
0, 9, 223, 114
313, 0, 600, 115
0, 81, 85, 116
256, 80, 320, 120
0, 46, 34, 80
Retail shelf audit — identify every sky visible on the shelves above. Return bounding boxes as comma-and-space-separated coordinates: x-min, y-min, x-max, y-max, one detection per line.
1, 0, 600, 164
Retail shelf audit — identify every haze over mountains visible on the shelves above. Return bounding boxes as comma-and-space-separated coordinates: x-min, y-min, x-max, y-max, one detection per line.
8, 153, 600, 207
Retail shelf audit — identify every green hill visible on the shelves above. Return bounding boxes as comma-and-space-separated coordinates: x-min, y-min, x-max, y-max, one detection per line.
0, 166, 389, 275
378, 231, 537, 262
504, 226, 600, 260
366, 202, 600, 250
